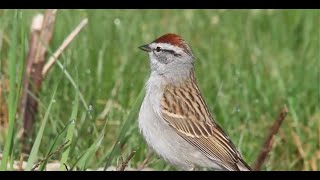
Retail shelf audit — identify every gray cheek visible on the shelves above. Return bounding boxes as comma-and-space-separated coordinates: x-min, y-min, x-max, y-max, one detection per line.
158, 56, 168, 64
151, 52, 167, 64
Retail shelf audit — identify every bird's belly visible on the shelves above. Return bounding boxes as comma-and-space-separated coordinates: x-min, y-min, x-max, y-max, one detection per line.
138, 75, 223, 170
138, 95, 221, 170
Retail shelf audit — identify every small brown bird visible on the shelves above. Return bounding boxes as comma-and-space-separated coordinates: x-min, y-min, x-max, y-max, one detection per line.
138, 33, 251, 171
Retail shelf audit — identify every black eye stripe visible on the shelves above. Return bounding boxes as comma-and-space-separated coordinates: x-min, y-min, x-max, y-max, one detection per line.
154, 47, 182, 57
161, 49, 181, 57
161, 49, 174, 53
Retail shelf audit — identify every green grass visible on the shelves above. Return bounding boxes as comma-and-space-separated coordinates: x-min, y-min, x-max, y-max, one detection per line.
0, 9, 319, 171
25, 83, 59, 170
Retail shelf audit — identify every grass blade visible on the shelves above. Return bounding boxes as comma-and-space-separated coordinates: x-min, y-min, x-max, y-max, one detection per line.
25, 87, 59, 170
59, 90, 79, 170
75, 122, 107, 171
0, 10, 18, 171
103, 88, 145, 170
56, 60, 89, 112
39, 119, 73, 171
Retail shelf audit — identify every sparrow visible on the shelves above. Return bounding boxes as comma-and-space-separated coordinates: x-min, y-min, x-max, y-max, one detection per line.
138, 33, 251, 171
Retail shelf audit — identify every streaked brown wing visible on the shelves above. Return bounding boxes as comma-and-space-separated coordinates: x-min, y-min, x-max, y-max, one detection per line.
161, 81, 251, 171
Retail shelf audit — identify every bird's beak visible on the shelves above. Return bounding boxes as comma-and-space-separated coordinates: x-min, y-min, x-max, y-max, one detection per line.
139, 44, 152, 52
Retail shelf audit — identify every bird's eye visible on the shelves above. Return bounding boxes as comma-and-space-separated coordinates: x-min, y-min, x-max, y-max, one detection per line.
156, 47, 162, 52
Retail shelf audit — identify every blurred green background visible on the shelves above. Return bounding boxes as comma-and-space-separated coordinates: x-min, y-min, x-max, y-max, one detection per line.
0, 9, 319, 171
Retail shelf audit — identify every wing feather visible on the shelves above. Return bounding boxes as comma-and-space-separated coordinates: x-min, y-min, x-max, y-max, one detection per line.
161, 81, 251, 171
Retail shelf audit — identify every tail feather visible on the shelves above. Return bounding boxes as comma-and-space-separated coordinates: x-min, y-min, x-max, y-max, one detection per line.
236, 159, 252, 171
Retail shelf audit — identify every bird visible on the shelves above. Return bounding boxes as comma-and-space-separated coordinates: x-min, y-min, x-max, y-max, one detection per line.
138, 33, 251, 171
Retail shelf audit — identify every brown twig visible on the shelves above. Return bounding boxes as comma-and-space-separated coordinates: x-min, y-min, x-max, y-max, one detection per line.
137, 152, 153, 171
252, 105, 289, 171
0, 78, 8, 133
18, 154, 25, 171
20, 12, 88, 154
116, 151, 136, 171
31, 140, 70, 171
63, 163, 69, 171
20, 10, 57, 153
42, 18, 88, 77
291, 130, 306, 159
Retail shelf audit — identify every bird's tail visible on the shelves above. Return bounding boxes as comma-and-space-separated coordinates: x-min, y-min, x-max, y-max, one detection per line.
236, 159, 252, 171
